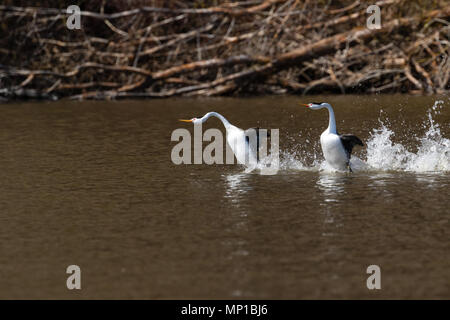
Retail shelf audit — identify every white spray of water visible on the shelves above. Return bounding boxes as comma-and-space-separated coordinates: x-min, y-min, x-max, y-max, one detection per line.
365, 100, 449, 172
268, 100, 449, 174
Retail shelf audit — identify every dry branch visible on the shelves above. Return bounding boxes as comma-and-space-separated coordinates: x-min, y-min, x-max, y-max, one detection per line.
1, 1, 449, 100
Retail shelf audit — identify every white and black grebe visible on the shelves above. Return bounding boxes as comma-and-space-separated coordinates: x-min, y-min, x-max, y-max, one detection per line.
179, 112, 268, 166
303, 102, 364, 172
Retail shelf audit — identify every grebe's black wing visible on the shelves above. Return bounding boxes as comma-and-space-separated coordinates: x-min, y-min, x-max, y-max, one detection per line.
245, 128, 270, 162
339, 134, 364, 157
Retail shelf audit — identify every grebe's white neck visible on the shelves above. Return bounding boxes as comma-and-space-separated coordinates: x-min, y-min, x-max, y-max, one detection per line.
200, 112, 232, 129
325, 105, 337, 134
306, 102, 337, 134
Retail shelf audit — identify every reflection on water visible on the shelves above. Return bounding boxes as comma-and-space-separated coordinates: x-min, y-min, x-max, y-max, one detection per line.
224, 172, 249, 206
367, 173, 393, 187
316, 173, 347, 201
223, 172, 251, 298
316, 174, 346, 238
415, 174, 440, 187
0, 95, 448, 299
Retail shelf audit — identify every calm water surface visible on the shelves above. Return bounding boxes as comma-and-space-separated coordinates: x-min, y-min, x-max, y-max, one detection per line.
0, 95, 449, 299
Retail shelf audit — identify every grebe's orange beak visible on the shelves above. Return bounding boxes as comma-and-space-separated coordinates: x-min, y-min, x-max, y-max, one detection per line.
300, 103, 311, 107
179, 119, 193, 122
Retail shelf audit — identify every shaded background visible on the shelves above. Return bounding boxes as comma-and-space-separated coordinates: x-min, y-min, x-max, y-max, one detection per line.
0, 0, 449, 100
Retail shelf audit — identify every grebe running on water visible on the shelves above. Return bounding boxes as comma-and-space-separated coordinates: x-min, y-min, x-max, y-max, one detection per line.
179, 112, 269, 166
303, 102, 364, 172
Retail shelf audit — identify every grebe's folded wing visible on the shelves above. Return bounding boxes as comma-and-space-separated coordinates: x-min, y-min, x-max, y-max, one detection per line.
245, 127, 270, 162
339, 134, 364, 157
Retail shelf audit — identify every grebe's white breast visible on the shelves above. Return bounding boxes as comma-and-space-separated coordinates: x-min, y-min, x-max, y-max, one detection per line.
226, 125, 257, 166
320, 129, 348, 171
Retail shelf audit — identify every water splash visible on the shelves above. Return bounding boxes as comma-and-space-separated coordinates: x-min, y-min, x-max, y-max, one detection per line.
366, 100, 449, 172
279, 150, 311, 171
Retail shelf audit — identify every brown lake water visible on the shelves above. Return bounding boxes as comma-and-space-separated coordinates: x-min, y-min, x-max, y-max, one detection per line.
0, 95, 449, 299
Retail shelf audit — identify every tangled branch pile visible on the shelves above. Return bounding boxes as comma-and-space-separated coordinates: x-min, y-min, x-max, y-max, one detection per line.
0, 0, 449, 101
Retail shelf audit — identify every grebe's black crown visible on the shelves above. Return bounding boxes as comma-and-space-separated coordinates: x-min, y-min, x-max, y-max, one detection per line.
312, 102, 324, 105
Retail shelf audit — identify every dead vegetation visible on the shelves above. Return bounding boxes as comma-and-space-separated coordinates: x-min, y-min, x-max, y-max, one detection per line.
0, 0, 449, 101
